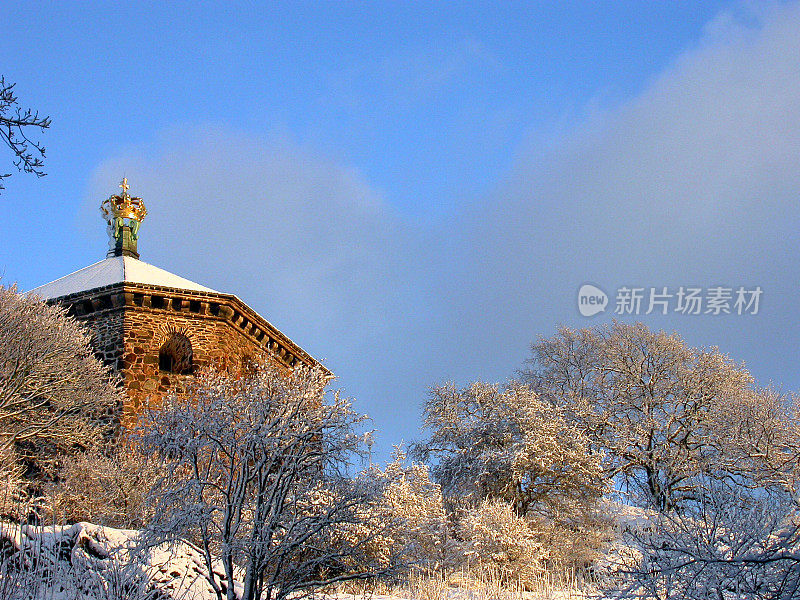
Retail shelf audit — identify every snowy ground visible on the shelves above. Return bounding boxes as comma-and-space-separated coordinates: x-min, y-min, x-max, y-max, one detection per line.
0, 520, 633, 600
0, 521, 241, 599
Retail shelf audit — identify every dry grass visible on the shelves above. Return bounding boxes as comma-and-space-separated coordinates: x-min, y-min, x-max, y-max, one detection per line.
325, 565, 598, 600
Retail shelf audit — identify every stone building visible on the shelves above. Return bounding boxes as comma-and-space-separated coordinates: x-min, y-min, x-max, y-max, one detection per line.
30, 179, 322, 422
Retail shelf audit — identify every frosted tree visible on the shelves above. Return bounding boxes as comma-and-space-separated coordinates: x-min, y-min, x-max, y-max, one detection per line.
137, 360, 400, 600
707, 386, 800, 494
46, 443, 161, 528
523, 322, 782, 512
414, 380, 609, 578
614, 395, 800, 598
618, 473, 800, 600
360, 449, 453, 570
523, 323, 800, 595
457, 498, 547, 585
0, 284, 120, 483
414, 380, 606, 521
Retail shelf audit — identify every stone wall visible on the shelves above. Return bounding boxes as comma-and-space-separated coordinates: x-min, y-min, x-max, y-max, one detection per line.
56, 282, 321, 425
121, 304, 280, 419
81, 307, 125, 369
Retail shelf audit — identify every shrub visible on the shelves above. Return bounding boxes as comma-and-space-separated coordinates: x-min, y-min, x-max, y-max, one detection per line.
457, 498, 546, 588
357, 450, 454, 572
45, 442, 159, 529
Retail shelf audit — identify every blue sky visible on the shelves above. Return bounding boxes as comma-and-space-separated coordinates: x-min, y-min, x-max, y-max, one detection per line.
2, 1, 799, 460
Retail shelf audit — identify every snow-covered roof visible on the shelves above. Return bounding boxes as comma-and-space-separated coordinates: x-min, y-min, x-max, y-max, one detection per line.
28, 255, 219, 299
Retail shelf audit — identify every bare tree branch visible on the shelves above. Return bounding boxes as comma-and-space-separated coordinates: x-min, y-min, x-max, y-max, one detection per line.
0, 76, 51, 192
136, 362, 404, 600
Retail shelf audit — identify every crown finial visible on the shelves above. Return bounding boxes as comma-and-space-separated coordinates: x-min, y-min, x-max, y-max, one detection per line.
100, 178, 147, 259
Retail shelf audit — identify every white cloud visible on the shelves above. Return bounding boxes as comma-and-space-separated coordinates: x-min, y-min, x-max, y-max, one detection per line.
450, 1, 800, 383
87, 125, 410, 347
86, 2, 800, 457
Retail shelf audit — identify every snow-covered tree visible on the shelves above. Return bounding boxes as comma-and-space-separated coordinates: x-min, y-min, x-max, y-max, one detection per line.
707, 386, 800, 495
137, 360, 398, 600
413, 380, 609, 577
0, 284, 120, 481
618, 473, 800, 600
0, 446, 27, 521
414, 380, 606, 521
523, 322, 787, 512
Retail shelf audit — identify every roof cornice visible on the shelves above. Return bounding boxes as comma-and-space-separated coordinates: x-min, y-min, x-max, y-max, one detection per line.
48, 281, 328, 375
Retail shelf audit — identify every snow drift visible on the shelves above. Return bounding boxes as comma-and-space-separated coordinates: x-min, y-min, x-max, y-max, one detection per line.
0, 521, 242, 599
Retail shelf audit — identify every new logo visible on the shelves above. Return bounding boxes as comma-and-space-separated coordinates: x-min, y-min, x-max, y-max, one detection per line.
578, 284, 608, 317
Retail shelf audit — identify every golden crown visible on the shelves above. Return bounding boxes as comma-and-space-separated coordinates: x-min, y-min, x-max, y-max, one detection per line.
100, 178, 148, 222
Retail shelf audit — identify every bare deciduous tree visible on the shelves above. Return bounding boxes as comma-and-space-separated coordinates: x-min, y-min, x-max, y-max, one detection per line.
0, 77, 50, 191
523, 322, 780, 512
617, 473, 800, 600
137, 361, 400, 600
0, 285, 120, 479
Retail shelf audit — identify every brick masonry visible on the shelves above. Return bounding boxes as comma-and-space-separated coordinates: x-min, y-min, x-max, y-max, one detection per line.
51, 282, 322, 425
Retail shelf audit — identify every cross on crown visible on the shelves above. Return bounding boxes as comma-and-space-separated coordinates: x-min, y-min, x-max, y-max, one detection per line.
100, 178, 148, 223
